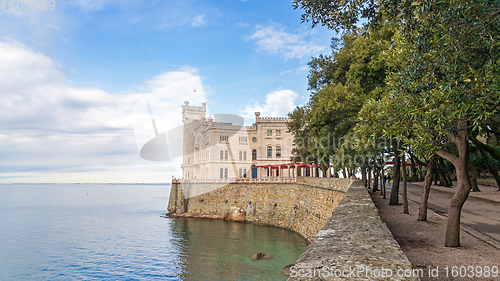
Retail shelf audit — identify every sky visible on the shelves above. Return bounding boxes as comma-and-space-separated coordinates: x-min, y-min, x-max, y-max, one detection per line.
0, 0, 335, 183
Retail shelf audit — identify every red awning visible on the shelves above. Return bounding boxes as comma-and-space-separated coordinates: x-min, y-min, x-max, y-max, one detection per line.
253, 163, 330, 169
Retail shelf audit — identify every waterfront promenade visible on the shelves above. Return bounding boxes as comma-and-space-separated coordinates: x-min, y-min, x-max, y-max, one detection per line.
373, 182, 500, 280
404, 182, 500, 247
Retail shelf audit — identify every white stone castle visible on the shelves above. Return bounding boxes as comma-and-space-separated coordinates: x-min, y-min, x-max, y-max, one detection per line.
181, 101, 294, 180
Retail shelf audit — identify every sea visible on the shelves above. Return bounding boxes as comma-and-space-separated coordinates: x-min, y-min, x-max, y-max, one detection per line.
0, 184, 308, 280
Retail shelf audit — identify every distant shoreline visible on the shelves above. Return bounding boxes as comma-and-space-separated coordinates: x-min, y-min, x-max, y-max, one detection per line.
7, 183, 172, 185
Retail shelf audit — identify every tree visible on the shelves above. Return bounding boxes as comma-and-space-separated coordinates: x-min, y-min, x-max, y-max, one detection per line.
293, 0, 500, 247
289, 25, 393, 177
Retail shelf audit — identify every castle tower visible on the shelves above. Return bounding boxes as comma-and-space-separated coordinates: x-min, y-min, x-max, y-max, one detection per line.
181, 101, 206, 179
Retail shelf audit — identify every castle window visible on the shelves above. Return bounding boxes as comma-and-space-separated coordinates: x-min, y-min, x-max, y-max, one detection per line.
276, 130, 281, 136
252, 149, 257, 160
239, 151, 242, 161
243, 151, 247, 161
267, 130, 272, 136
225, 151, 228, 160
276, 146, 281, 157
219, 136, 229, 142
239, 169, 242, 177
239, 136, 247, 142
224, 168, 228, 179
267, 146, 272, 157
220, 150, 224, 160
188, 157, 190, 164
243, 169, 247, 177
220, 168, 224, 179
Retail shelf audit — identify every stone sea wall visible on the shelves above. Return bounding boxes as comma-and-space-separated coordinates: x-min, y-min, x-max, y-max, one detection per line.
168, 178, 417, 280
167, 178, 351, 242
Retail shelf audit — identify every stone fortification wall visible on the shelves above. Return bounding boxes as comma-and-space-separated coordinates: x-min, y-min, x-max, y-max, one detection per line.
168, 178, 416, 280
168, 178, 350, 242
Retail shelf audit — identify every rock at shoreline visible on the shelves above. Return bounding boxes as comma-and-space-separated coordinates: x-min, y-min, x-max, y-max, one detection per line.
227, 207, 246, 222
282, 264, 294, 276
164, 213, 222, 219
250, 252, 272, 261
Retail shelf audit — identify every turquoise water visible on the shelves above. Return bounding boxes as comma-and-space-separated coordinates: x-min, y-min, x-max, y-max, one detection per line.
0, 184, 307, 280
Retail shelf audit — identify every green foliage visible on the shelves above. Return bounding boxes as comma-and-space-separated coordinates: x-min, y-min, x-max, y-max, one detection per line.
292, 0, 379, 33
291, 0, 500, 195
287, 24, 394, 171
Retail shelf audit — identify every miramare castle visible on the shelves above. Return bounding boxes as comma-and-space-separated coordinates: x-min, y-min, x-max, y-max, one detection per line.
181, 101, 294, 180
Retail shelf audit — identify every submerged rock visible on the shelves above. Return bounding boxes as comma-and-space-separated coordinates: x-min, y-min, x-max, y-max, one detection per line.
250, 252, 272, 261
282, 264, 294, 276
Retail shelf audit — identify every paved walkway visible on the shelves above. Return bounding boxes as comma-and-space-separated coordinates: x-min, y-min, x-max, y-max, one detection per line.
386, 182, 500, 247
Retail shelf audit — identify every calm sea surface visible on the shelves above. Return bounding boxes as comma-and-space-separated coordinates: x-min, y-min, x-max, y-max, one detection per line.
0, 184, 307, 280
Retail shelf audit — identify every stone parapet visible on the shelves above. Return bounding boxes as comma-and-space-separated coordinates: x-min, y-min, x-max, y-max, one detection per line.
289, 181, 418, 280
296, 177, 352, 191
167, 179, 417, 280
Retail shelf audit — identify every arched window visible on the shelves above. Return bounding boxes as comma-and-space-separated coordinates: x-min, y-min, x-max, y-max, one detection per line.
252, 149, 257, 160
267, 146, 272, 157
276, 146, 281, 157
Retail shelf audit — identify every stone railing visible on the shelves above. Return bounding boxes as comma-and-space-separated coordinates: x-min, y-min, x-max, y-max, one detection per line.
296, 177, 353, 191
288, 180, 418, 281
167, 178, 417, 280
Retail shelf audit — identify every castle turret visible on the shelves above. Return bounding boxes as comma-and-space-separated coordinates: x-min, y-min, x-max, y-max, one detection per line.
182, 101, 207, 179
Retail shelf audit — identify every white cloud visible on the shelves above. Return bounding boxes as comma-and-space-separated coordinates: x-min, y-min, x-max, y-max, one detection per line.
247, 23, 325, 60
191, 14, 205, 27
241, 89, 298, 119
280, 65, 309, 76
0, 40, 207, 183
235, 22, 249, 28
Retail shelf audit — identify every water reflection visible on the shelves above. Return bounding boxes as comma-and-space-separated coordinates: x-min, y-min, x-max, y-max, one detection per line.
169, 218, 307, 280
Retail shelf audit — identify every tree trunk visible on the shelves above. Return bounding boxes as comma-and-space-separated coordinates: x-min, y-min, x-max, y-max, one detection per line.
410, 155, 417, 178
367, 167, 372, 189
389, 147, 401, 205
437, 165, 451, 187
382, 173, 386, 199
433, 169, 440, 186
373, 165, 379, 192
362, 167, 367, 187
418, 164, 423, 181
343, 167, 347, 179
439, 157, 453, 187
419, 157, 435, 221
469, 162, 480, 192
402, 153, 409, 214
437, 127, 471, 247
476, 142, 500, 190
409, 152, 426, 181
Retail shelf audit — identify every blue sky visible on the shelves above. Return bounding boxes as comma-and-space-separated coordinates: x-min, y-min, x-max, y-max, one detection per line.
0, 0, 334, 183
